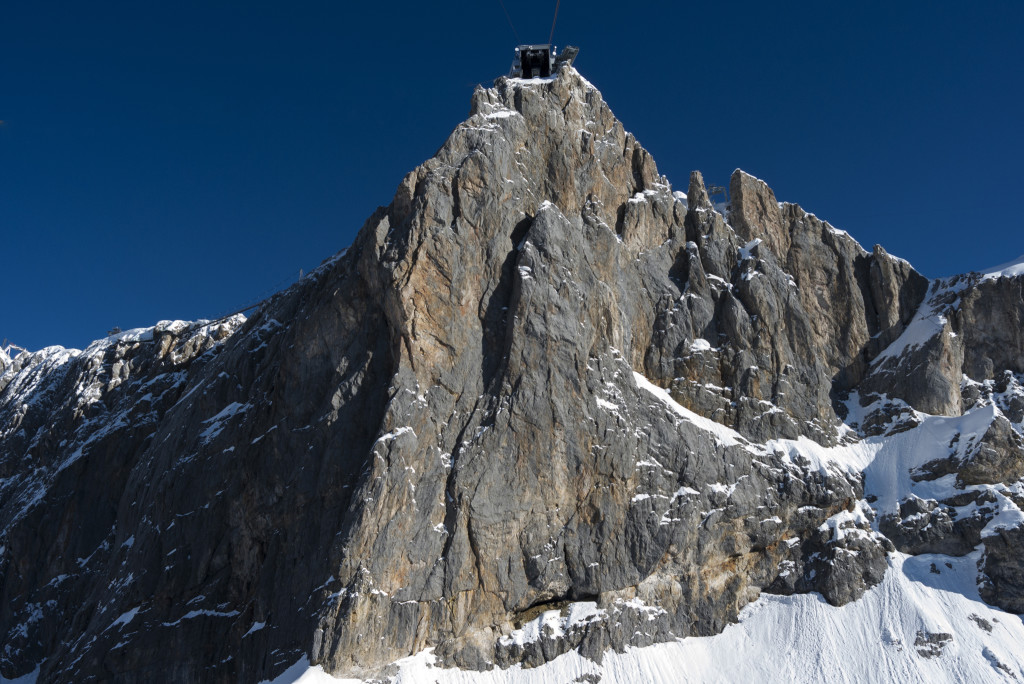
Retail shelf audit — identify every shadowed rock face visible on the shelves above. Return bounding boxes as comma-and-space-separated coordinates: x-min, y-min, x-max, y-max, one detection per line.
1, 66, 1023, 682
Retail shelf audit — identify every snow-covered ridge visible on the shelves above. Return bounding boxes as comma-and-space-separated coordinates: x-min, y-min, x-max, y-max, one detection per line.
0, 317, 244, 403
3, 318, 232, 367
980, 253, 1024, 280
0, 315, 246, 520
870, 276, 963, 367
636, 363, 1024, 527
635, 367, 1023, 524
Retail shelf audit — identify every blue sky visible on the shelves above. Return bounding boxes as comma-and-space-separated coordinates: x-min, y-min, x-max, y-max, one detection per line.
3, 1, 1022, 351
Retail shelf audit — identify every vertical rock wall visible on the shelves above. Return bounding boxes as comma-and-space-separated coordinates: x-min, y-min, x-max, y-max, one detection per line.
2, 66, 1022, 683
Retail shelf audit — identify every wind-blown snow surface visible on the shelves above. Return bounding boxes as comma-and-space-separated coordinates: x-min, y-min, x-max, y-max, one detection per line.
981, 253, 1024, 280
261, 376, 1024, 683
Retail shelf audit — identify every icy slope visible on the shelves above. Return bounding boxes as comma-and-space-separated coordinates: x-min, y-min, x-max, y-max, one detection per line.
982, 254, 1024, 280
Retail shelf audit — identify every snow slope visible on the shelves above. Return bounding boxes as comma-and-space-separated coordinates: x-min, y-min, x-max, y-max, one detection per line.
981, 253, 1024, 280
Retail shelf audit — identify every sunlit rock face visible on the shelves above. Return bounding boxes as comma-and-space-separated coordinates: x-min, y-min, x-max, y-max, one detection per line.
2, 66, 1023, 683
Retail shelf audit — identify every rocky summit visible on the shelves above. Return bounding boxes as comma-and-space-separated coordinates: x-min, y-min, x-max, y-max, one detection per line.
2, 66, 1024, 683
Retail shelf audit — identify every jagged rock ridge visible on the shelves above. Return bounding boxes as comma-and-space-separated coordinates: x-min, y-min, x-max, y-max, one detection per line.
2, 67, 1023, 683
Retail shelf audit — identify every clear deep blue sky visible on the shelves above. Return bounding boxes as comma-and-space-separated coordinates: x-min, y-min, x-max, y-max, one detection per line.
3, 1, 1022, 351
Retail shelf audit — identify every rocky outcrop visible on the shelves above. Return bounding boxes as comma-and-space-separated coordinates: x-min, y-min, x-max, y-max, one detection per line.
860, 268, 1024, 419
728, 171, 928, 398
878, 495, 991, 556
729, 171, 787, 258
854, 271, 1024, 614
956, 415, 1024, 486
641, 167, 928, 445
961, 276, 1024, 381
980, 525, 1024, 613
0, 320, 249, 679
2, 65, 1024, 683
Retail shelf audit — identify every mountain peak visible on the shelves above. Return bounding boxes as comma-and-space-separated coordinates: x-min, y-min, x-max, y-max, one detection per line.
4, 62, 1024, 684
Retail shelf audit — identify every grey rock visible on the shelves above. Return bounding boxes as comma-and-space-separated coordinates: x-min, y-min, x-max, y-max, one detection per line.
868, 245, 929, 351
728, 170, 787, 261
969, 613, 993, 632
770, 500, 892, 607
960, 277, 1024, 381
861, 269, 1024, 418
0, 348, 10, 384
1, 63, 1023, 683
915, 631, 953, 658
0, 68, 893, 682
957, 415, 1024, 486
859, 284, 966, 417
979, 525, 1024, 613
878, 496, 988, 556
908, 417, 1024, 489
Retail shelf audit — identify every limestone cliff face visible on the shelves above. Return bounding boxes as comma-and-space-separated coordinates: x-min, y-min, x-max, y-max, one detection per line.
644, 168, 929, 446
859, 270, 1024, 416
1, 67, 1023, 683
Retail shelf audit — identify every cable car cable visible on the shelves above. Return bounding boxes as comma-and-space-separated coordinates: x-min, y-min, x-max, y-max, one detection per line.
548, 0, 561, 45
497, 0, 521, 43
